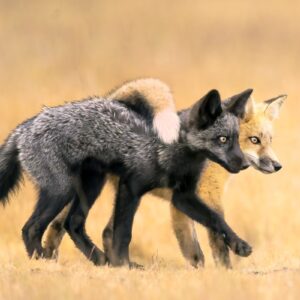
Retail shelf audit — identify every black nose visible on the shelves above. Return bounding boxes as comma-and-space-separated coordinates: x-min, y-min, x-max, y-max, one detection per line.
273, 161, 282, 172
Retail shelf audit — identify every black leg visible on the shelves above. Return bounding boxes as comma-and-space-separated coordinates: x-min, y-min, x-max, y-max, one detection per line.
43, 159, 106, 260
172, 191, 252, 257
22, 189, 73, 258
108, 179, 141, 267
64, 169, 107, 266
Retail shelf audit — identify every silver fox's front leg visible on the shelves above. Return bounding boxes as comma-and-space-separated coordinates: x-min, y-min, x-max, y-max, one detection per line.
106, 177, 143, 268
171, 202, 231, 269
171, 190, 252, 258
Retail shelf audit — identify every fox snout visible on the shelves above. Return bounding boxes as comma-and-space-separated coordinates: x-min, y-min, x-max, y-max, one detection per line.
227, 141, 252, 173
257, 157, 282, 174
241, 158, 251, 170
226, 152, 250, 174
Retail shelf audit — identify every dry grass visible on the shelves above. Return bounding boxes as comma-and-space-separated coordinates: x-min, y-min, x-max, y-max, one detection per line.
0, 0, 300, 299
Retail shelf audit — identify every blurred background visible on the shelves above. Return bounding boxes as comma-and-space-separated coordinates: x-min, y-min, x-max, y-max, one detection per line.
0, 0, 299, 271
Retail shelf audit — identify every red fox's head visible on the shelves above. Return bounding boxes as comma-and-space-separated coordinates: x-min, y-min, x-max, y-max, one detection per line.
239, 95, 286, 174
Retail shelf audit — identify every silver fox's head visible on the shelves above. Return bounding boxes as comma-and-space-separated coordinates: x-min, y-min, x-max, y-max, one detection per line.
184, 89, 253, 173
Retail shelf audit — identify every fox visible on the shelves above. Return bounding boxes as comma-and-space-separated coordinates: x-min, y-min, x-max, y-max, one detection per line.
170, 94, 286, 268
42, 79, 285, 268
0, 82, 252, 267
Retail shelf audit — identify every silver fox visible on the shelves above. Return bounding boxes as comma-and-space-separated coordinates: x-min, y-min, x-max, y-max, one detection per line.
0, 87, 252, 267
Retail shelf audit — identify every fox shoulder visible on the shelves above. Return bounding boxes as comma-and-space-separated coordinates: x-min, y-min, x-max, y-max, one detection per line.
106, 78, 180, 144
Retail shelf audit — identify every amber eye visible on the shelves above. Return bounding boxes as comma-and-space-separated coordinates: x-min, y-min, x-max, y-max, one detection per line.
219, 136, 227, 143
249, 136, 261, 144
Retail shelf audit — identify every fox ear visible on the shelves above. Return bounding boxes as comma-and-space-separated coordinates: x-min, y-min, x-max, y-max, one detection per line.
225, 89, 253, 119
264, 94, 287, 120
244, 96, 256, 122
190, 89, 222, 129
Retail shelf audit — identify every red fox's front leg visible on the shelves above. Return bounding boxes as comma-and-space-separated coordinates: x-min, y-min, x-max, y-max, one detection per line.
171, 191, 252, 258
170, 205, 204, 267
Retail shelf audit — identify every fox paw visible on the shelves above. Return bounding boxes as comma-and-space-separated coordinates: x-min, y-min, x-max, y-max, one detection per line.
129, 261, 144, 270
232, 239, 252, 257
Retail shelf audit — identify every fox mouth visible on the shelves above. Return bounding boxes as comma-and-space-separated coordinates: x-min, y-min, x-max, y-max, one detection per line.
245, 154, 274, 174
207, 154, 241, 174
218, 161, 241, 174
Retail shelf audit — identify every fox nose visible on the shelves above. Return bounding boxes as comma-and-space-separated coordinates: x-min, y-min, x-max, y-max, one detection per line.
273, 161, 282, 172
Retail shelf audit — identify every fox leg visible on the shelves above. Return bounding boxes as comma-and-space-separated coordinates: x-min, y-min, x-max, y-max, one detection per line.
171, 190, 251, 258
170, 205, 204, 267
43, 159, 106, 260
102, 216, 114, 260
207, 206, 232, 268
199, 177, 232, 268
22, 188, 74, 258
107, 178, 142, 268
171, 193, 232, 268
101, 175, 118, 259
43, 204, 70, 259
64, 170, 107, 266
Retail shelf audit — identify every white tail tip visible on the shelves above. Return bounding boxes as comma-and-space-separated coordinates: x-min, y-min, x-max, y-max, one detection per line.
153, 110, 180, 144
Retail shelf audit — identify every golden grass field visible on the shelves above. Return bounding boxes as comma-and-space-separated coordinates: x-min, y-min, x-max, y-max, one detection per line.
1, 0, 300, 299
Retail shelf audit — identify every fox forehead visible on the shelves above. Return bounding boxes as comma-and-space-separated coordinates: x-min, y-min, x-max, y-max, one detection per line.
240, 113, 273, 141
210, 112, 239, 136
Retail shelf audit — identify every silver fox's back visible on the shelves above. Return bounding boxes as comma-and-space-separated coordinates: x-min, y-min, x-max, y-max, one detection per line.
15, 99, 157, 193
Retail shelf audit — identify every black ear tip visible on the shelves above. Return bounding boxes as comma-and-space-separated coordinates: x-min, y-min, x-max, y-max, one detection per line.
207, 89, 220, 98
206, 90, 221, 104
244, 88, 253, 97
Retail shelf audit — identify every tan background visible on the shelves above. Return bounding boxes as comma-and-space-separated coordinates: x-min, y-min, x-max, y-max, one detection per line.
0, 0, 299, 299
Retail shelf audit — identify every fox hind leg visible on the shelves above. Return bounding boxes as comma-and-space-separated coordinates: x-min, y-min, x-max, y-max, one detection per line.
102, 216, 114, 260
107, 178, 142, 268
64, 169, 107, 266
22, 188, 74, 258
43, 204, 70, 259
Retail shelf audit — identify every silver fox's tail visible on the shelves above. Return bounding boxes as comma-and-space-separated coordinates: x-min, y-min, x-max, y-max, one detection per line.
0, 133, 22, 205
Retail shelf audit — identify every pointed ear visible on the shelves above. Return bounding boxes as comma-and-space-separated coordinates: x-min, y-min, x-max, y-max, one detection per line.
264, 94, 287, 120
243, 96, 256, 122
189, 89, 222, 129
224, 89, 253, 119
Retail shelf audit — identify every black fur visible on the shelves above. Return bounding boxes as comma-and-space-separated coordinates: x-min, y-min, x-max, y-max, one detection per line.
0, 135, 22, 204
64, 159, 107, 265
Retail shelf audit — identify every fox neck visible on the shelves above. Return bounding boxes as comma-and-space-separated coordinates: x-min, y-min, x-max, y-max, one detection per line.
157, 108, 206, 173
198, 161, 233, 207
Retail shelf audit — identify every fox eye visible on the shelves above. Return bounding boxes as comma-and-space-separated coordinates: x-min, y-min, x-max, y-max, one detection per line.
219, 136, 227, 143
249, 136, 261, 144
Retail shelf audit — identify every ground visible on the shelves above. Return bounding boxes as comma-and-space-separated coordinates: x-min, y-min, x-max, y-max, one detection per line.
0, 1, 300, 299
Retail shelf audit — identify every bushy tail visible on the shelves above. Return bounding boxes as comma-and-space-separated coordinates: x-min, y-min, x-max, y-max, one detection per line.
106, 78, 180, 144
0, 133, 22, 205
